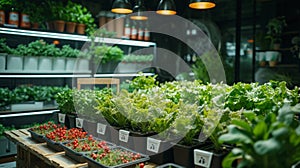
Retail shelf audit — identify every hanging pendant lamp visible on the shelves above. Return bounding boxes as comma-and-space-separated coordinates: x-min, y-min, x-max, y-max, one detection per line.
111, 0, 133, 14
130, 0, 148, 20
156, 0, 176, 15
189, 0, 216, 9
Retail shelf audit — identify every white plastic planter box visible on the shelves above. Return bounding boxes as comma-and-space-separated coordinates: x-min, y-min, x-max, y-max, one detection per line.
75, 58, 89, 72
23, 56, 38, 71
0, 53, 6, 72
11, 101, 44, 112
117, 62, 137, 73
65, 57, 76, 72
265, 51, 280, 61
52, 57, 66, 72
38, 56, 53, 71
136, 62, 151, 72
7, 55, 23, 71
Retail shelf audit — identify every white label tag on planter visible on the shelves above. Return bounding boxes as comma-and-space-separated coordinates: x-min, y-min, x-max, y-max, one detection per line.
194, 149, 213, 168
97, 123, 107, 135
119, 129, 130, 143
147, 137, 161, 153
76, 118, 83, 128
58, 113, 66, 124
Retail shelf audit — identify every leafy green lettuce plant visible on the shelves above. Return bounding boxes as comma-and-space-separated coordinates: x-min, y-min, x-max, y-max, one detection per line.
219, 103, 300, 168
0, 88, 11, 108
225, 81, 299, 115
74, 89, 109, 122
54, 89, 76, 114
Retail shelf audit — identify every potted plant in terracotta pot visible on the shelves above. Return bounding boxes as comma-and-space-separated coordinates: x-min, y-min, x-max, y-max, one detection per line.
64, 0, 80, 33
48, 1, 67, 32
75, 5, 96, 35
265, 16, 287, 50
24, 2, 45, 29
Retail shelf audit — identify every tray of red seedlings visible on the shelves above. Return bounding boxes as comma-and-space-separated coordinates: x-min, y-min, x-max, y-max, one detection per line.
44, 127, 88, 152
28, 121, 62, 143
62, 134, 115, 163
83, 145, 149, 168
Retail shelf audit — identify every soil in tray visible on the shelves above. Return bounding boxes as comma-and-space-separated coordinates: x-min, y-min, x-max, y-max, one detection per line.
62, 136, 113, 163
83, 146, 150, 168
28, 129, 46, 143
45, 138, 65, 152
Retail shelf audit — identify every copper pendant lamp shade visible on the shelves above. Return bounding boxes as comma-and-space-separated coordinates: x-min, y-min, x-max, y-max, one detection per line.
130, 0, 148, 20
189, 0, 216, 9
111, 0, 133, 14
156, 0, 176, 15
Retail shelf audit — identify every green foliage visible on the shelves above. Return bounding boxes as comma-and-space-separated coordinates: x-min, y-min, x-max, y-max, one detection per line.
74, 89, 111, 122
8, 40, 80, 58
112, 89, 179, 134
95, 89, 120, 127
128, 73, 158, 91
47, 0, 66, 21
0, 124, 15, 136
192, 56, 209, 83
54, 89, 75, 114
0, 38, 12, 53
0, 87, 11, 107
225, 81, 300, 115
64, 0, 81, 22
219, 103, 300, 168
0, 0, 13, 10
91, 45, 124, 64
122, 54, 154, 63
15, 0, 45, 26
9, 85, 65, 103
76, 6, 96, 35
1, 85, 70, 107
0, 124, 4, 136
169, 102, 201, 145
60, 45, 80, 58
265, 16, 287, 44
11, 40, 59, 56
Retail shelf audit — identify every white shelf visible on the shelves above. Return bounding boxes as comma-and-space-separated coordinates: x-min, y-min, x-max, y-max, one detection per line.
0, 72, 155, 78
94, 73, 155, 77
0, 74, 91, 78
0, 27, 156, 47
0, 109, 59, 118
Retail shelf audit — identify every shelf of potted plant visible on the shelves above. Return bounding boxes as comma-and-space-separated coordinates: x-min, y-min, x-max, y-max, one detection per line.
0, 27, 156, 47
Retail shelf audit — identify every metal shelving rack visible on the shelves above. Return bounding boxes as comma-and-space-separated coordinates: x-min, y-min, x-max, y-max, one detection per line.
0, 27, 157, 78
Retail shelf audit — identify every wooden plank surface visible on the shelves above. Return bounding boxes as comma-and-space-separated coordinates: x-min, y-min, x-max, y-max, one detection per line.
4, 129, 157, 168
48, 153, 88, 168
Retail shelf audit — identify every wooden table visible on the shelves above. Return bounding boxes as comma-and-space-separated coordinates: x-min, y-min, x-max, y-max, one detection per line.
5, 129, 156, 168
